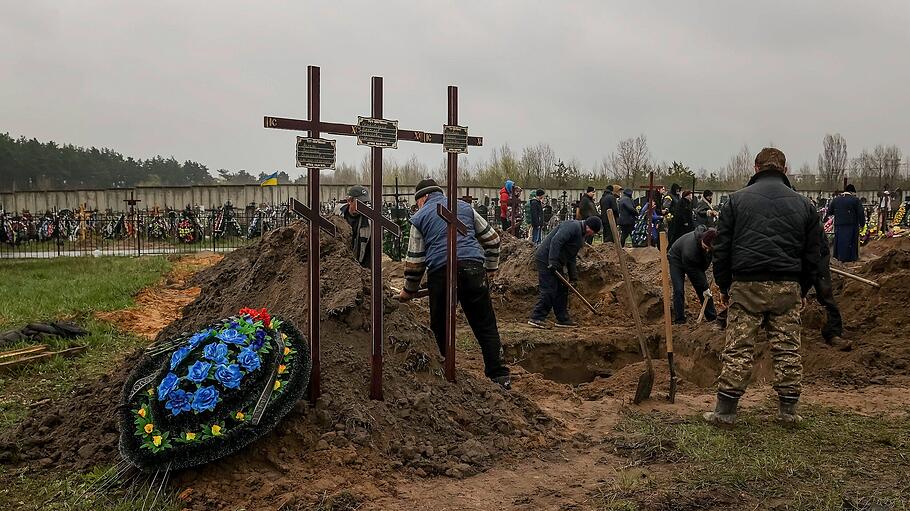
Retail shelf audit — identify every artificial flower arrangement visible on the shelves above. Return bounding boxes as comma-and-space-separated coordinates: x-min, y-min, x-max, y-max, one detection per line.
118, 307, 310, 471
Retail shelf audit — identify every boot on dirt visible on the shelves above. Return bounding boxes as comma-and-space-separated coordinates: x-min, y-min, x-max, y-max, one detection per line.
776, 398, 803, 425
527, 319, 551, 329
826, 336, 853, 352
492, 375, 512, 390
703, 393, 738, 427
555, 319, 578, 329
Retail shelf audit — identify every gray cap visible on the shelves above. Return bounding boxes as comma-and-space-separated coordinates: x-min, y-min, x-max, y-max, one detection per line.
347, 185, 370, 202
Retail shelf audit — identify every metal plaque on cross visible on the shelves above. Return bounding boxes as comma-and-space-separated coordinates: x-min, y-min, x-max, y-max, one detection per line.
356, 116, 399, 149
443, 125, 469, 154
296, 137, 336, 169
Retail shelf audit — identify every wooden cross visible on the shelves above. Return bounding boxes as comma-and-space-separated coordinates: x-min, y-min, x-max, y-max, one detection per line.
264, 66, 483, 399
436, 86, 470, 382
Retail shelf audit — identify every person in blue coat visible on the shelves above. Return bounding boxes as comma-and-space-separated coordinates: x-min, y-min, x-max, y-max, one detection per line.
528, 217, 602, 329
828, 184, 865, 262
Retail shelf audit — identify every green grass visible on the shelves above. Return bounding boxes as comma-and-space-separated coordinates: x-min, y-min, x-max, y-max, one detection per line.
0, 256, 170, 328
597, 406, 910, 510
0, 463, 180, 511
0, 256, 172, 427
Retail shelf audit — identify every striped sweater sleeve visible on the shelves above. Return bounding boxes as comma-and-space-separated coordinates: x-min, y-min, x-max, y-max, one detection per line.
473, 210, 500, 271
403, 224, 426, 293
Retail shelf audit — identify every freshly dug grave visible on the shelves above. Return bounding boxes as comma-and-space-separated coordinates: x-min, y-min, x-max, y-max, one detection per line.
1, 218, 560, 509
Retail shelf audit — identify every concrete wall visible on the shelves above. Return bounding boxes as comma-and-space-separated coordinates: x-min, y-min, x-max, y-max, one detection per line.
0, 184, 890, 213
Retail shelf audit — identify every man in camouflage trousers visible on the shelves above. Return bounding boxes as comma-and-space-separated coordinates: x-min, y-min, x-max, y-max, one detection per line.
707, 147, 821, 426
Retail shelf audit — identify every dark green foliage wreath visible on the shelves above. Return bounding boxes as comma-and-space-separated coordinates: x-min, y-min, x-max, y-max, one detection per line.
118, 309, 310, 472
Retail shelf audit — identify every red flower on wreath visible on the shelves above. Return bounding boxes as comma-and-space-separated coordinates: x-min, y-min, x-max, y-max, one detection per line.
239, 307, 271, 328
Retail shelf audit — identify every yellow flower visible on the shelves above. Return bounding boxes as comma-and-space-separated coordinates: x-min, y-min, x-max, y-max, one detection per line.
274, 380, 281, 391
281, 333, 288, 340
152, 435, 162, 447
185, 432, 196, 441
144, 423, 154, 434
147, 388, 154, 396
137, 408, 146, 418
277, 364, 287, 375
235, 411, 245, 420
283, 347, 291, 356
211, 425, 222, 436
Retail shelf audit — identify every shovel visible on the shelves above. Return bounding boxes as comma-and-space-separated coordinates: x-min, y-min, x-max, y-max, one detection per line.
554, 270, 598, 314
658, 230, 677, 403
696, 289, 713, 324
390, 286, 430, 301
606, 210, 654, 404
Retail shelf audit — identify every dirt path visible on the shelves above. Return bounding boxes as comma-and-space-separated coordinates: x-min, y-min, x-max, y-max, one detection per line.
95, 252, 222, 339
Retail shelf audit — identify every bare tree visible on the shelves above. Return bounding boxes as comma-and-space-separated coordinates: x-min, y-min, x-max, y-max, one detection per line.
720, 145, 752, 185
817, 133, 848, 189
605, 134, 651, 186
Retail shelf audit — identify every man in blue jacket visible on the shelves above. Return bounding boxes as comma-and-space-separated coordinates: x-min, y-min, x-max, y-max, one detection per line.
399, 179, 511, 389
828, 184, 865, 262
528, 216, 602, 329
617, 188, 638, 246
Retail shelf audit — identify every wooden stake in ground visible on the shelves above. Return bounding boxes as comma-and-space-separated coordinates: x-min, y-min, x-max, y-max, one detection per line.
830, 267, 880, 288
606, 210, 654, 404
658, 230, 677, 402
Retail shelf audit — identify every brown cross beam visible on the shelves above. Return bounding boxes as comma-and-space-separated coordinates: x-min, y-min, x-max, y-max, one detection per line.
264, 67, 483, 400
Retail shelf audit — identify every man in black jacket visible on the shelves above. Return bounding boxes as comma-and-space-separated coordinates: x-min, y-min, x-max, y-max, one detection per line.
599, 185, 619, 243
829, 184, 864, 262
617, 188, 637, 246
668, 225, 718, 324
577, 186, 598, 244
705, 147, 822, 427
528, 217, 602, 329
530, 189, 545, 245
340, 185, 372, 268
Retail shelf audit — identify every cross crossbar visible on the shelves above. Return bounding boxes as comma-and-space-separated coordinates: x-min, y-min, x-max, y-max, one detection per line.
351, 200, 401, 236
289, 198, 337, 235
436, 203, 468, 236
264, 116, 483, 147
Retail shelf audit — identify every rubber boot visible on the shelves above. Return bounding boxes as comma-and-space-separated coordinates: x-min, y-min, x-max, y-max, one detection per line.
703, 393, 738, 427
777, 398, 803, 425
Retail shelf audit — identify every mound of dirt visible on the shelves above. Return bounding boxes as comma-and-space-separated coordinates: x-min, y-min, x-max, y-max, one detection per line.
493, 235, 664, 324
2, 218, 561, 509
669, 248, 910, 388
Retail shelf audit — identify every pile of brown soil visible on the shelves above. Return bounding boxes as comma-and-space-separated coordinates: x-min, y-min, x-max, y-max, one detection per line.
2, 219, 560, 509
493, 235, 666, 324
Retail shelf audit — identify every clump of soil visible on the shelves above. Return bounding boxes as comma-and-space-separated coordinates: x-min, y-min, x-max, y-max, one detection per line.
2, 218, 560, 509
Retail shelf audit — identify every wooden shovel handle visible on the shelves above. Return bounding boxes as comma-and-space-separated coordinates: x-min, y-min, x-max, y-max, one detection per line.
606, 210, 653, 368
658, 231, 673, 353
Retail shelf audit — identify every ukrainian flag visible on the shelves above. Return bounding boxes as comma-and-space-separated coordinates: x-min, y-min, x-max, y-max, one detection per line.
260, 172, 279, 187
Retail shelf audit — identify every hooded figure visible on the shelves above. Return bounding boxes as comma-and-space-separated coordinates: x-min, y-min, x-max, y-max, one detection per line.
499, 179, 515, 230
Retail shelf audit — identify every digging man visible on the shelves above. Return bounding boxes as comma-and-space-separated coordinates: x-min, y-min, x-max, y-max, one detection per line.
528, 216, 602, 329
399, 179, 512, 390
706, 147, 821, 426
668, 225, 718, 324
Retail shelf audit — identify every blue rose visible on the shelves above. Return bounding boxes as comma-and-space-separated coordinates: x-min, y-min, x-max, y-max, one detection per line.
165, 389, 193, 415
170, 347, 191, 370
157, 372, 179, 401
203, 342, 229, 364
229, 321, 239, 329
186, 360, 212, 383
217, 328, 247, 346
250, 330, 267, 351
237, 347, 261, 372
187, 329, 213, 348
214, 364, 243, 389
191, 385, 219, 413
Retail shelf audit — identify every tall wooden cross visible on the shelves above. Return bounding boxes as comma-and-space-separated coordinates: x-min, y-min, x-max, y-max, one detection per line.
264, 66, 483, 399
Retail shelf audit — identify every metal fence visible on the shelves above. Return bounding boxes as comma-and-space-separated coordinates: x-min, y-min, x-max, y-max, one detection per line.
0, 206, 298, 259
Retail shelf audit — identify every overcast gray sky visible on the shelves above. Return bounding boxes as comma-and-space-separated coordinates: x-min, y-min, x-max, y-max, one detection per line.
2, 1, 909, 179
